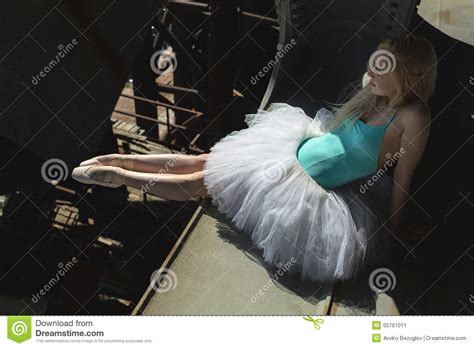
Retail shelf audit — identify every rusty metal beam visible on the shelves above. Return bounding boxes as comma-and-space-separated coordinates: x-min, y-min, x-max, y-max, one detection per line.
114, 108, 187, 130
156, 82, 201, 96
120, 93, 203, 116
167, 1, 278, 28
240, 10, 278, 26
155, 17, 203, 72
206, 0, 238, 140
132, 25, 161, 133
168, 1, 208, 12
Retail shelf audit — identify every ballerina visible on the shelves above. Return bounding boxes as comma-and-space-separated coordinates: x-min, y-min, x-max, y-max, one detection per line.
72, 34, 437, 283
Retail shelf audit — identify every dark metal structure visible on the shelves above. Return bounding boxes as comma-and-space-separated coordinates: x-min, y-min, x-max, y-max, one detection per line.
0, 0, 158, 191
124, 1, 279, 150
0, 0, 471, 315
261, 0, 418, 111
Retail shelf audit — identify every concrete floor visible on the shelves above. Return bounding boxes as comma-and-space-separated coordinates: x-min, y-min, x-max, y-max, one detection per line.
136, 200, 334, 315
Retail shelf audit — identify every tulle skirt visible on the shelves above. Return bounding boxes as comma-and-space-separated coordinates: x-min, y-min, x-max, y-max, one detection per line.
202, 103, 393, 283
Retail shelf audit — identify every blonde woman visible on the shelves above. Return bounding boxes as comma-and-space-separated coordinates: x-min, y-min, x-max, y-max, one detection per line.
73, 35, 438, 283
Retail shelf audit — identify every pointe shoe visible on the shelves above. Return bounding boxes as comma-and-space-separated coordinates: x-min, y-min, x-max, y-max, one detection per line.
79, 153, 122, 167
79, 158, 102, 167
71, 165, 122, 188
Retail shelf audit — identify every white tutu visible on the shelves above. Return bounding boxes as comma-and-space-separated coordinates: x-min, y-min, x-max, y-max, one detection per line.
202, 103, 393, 283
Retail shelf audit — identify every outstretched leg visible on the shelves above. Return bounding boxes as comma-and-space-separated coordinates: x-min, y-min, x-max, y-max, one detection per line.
80, 153, 209, 174
73, 165, 209, 201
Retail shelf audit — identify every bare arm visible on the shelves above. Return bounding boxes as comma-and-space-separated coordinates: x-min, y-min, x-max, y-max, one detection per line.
389, 108, 431, 238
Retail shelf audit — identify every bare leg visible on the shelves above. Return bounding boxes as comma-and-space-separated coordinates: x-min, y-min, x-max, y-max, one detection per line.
80, 165, 210, 201
80, 153, 208, 174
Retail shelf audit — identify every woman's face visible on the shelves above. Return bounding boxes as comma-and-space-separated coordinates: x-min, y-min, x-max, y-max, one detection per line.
366, 50, 398, 98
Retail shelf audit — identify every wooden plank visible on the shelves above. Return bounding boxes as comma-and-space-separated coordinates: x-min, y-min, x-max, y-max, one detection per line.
134, 199, 333, 315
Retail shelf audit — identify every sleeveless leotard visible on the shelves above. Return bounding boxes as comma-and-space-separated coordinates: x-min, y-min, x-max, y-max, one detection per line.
296, 108, 400, 189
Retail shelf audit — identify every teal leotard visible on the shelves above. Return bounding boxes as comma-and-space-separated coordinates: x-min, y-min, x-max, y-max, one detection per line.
296, 108, 400, 189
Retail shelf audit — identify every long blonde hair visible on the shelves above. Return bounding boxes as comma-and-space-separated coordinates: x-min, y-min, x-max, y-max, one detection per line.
326, 34, 438, 130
